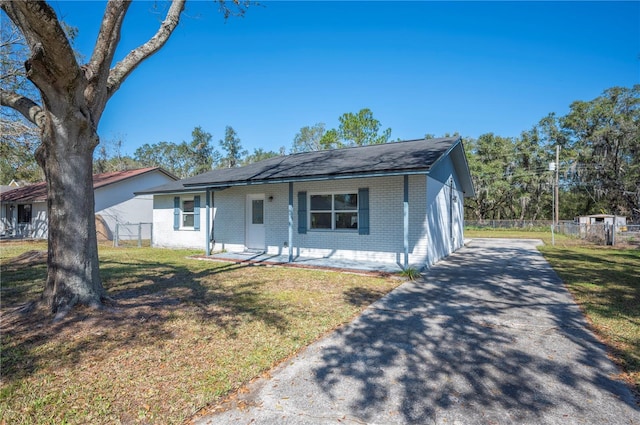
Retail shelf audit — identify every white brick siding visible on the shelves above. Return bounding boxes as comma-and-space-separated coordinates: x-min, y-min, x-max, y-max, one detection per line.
153, 163, 466, 269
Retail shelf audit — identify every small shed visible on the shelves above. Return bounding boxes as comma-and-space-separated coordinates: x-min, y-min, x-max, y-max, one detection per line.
577, 214, 627, 228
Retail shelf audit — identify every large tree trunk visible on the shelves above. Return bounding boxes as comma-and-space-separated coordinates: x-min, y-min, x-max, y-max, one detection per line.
1, 0, 189, 318
36, 107, 104, 316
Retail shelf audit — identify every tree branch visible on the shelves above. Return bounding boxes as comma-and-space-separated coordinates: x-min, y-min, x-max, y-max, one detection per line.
0, 89, 45, 128
1, 0, 80, 91
84, 1, 130, 110
106, 0, 186, 101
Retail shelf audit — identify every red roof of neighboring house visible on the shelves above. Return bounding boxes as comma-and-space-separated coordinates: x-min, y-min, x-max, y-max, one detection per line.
0, 167, 176, 203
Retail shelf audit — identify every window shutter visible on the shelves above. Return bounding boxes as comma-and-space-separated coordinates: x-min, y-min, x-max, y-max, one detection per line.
173, 197, 180, 230
297, 191, 307, 234
358, 188, 370, 235
193, 195, 201, 230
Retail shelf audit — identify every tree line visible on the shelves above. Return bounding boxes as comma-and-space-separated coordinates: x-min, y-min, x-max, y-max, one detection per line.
5, 86, 638, 224
90, 107, 392, 178
464, 85, 639, 223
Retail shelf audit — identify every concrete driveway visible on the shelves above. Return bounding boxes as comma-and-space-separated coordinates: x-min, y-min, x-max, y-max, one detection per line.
195, 238, 639, 424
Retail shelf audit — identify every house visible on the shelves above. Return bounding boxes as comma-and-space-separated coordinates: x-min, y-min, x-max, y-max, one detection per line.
0, 167, 177, 240
138, 137, 475, 270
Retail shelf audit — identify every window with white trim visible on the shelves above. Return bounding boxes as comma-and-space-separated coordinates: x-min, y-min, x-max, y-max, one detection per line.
174, 195, 200, 230
309, 192, 358, 230
182, 199, 195, 228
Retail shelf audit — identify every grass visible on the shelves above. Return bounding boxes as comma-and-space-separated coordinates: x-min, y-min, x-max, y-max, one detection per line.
0, 241, 401, 424
466, 227, 640, 395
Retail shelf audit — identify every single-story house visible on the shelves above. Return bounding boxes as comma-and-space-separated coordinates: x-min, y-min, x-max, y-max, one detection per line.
0, 167, 177, 240
139, 137, 475, 270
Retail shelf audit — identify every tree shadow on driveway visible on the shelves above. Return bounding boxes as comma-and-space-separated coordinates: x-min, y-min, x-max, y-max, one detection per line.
313, 239, 640, 424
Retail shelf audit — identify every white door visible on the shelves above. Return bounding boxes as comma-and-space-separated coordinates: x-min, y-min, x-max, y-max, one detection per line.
246, 194, 265, 250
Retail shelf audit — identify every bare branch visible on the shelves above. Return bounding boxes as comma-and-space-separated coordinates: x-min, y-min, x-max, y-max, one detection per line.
0, 88, 45, 128
84, 0, 130, 108
106, 0, 186, 101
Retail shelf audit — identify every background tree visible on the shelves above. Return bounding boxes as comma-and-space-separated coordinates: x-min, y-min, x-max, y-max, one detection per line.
0, 15, 42, 183
291, 123, 328, 153
0, 0, 248, 317
94, 136, 141, 174
292, 109, 391, 152
218, 125, 247, 168
134, 126, 219, 178
242, 147, 281, 165
560, 86, 640, 221
337, 108, 391, 146
0, 119, 42, 183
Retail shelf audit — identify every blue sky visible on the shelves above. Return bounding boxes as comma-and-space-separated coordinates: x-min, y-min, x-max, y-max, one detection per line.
51, 1, 639, 155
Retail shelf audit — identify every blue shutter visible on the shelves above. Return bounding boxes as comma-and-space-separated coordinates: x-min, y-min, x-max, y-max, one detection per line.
173, 197, 180, 230
358, 188, 370, 235
193, 195, 201, 230
298, 191, 307, 234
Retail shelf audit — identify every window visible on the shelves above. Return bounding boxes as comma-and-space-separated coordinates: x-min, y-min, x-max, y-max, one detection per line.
182, 199, 195, 227
18, 204, 32, 224
309, 193, 358, 230
174, 195, 200, 230
252, 199, 264, 224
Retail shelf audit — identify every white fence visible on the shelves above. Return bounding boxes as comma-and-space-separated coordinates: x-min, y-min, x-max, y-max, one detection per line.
114, 222, 153, 247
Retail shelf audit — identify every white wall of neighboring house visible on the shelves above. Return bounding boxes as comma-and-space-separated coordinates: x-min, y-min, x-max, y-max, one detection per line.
0, 201, 47, 238
95, 171, 175, 240
1, 169, 175, 240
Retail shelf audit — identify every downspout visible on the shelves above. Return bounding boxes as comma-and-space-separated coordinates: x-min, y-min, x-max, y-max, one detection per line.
205, 188, 211, 256
288, 182, 293, 262
211, 191, 215, 247
403, 175, 409, 269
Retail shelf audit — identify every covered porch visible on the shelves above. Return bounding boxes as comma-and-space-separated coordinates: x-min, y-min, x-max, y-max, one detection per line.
196, 250, 405, 275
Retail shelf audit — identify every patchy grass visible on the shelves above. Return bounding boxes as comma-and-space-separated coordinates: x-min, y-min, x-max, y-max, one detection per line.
0, 242, 401, 424
466, 228, 640, 395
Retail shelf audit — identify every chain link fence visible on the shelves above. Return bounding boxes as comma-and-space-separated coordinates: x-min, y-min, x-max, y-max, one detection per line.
558, 222, 640, 246
466, 220, 640, 247
466, 220, 555, 229
114, 222, 153, 247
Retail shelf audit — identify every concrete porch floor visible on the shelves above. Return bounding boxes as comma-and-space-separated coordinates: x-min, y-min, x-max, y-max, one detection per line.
200, 251, 407, 274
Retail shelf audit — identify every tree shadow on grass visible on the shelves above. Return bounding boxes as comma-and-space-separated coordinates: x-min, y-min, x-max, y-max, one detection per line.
0, 257, 289, 384
313, 240, 640, 423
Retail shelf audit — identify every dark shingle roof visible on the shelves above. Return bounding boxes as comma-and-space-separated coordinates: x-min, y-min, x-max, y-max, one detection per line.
139, 137, 473, 195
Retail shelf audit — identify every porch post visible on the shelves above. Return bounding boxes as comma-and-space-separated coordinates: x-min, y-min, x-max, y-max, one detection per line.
11, 204, 17, 237
403, 175, 409, 269
288, 182, 293, 262
205, 188, 211, 256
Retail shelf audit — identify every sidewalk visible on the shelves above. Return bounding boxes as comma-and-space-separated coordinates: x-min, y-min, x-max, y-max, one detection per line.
194, 238, 639, 424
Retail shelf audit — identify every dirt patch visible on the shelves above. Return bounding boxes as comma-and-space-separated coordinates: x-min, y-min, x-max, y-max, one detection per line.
1, 250, 46, 270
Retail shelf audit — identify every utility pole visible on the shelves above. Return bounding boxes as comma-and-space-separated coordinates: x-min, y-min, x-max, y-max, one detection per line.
555, 145, 560, 228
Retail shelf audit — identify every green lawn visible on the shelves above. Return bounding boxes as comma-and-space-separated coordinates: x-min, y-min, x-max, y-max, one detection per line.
0, 241, 401, 424
466, 228, 640, 395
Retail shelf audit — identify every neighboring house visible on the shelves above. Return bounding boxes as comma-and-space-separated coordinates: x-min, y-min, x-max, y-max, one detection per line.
0, 167, 177, 239
139, 137, 475, 270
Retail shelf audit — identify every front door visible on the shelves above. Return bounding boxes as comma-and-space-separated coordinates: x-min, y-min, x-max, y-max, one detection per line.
246, 194, 265, 250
